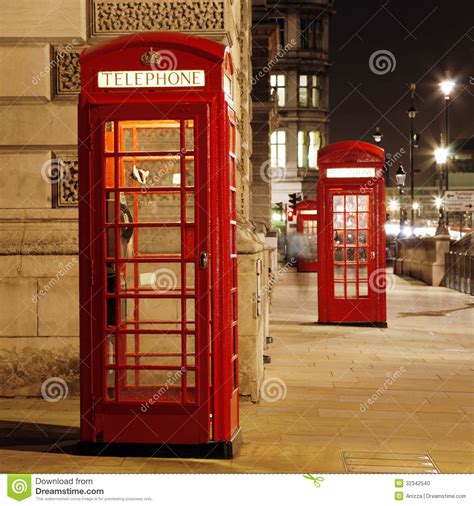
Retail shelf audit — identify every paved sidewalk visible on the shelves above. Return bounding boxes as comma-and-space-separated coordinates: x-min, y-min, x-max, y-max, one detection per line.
0, 271, 473, 473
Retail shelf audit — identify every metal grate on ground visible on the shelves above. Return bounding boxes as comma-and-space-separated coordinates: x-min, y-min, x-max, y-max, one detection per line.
341, 451, 440, 473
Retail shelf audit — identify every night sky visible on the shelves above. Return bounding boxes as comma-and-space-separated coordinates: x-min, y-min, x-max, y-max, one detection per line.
328, 0, 474, 187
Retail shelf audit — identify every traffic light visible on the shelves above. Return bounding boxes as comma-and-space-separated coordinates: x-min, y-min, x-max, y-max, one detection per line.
288, 193, 301, 212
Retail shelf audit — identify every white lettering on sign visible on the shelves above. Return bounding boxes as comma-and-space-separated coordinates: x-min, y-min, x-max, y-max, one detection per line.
327, 168, 376, 178
444, 190, 474, 212
98, 70, 206, 88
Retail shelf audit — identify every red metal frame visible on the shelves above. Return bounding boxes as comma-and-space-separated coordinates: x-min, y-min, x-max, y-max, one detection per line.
78, 33, 239, 448
317, 141, 387, 326
296, 200, 318, 272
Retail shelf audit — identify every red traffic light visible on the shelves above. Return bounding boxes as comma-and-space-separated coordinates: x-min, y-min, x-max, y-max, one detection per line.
287, 210, 295, 221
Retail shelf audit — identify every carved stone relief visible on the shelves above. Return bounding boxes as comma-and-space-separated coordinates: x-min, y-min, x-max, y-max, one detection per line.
93, 1, 225, 34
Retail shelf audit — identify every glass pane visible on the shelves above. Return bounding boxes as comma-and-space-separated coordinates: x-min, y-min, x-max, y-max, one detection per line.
358, 230, 367, 245
119, 120, 181, 152
333, 196, 344, 211
334, 247, 344, 261
347, 265, 357, 280
334, 283, 344, 298
358, 195, 369, 211
346, 231, 356, 245
346, 213, 356, 228
299, 88, 308, 106
347, 247, 355, 262
333, 213, 344, 228
106, 370, 115, 400
120, 263, 182, 295
136, 227, 182, 255
334, 230, 344, 245
346, 195, 356, 211
359, 248, 367, 262
347, 284, 357, 298
105, 157, 115, 188
359, 266, 368, 279
185, 120, 194, 151
107, 334, 115, 364
359, 283, 368, 296
334, 265, 344, 280
358, 213, 368, 228
105, 121, 114, 152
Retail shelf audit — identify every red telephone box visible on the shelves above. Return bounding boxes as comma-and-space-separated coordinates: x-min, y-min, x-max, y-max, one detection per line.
77, 33, 240, 458
317, 141, 387, 327
296, 200, 318, 272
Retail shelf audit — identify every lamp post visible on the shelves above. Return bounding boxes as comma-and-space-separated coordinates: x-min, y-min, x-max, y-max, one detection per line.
440, 79, 455, 225
406, 83, 419, 235
396, 165, 406, 238
372, 127, 389, 186
434, 147, 449, 235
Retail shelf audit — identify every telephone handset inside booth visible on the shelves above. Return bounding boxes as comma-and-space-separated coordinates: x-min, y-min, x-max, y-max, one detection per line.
106, 192, 133, 327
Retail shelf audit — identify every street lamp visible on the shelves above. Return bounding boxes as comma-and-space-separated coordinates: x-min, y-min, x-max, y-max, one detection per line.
372, 127, 389, 186
396, 165, 406, 237
434, 147, 449, 235
439, 79, 455, 224
372, 127, 383, 144
406, 83, 419, 235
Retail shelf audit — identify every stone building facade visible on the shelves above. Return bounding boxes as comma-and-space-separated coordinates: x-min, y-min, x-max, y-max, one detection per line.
0, 0, 271, 401
253, 0, 333, 206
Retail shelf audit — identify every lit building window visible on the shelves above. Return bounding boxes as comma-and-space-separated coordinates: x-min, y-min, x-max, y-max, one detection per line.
297, 130, 321, 168
270, 74, 286, 107
298, 74, 321, 108
270, 130, 286, 168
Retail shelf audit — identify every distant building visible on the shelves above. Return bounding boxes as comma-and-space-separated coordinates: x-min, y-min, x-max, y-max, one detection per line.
252, 0, 334, 207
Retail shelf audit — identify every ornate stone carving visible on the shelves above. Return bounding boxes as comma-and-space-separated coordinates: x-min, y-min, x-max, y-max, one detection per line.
53, 153, 79, 207
54, 46, 82, 96
93, 1, 225, 34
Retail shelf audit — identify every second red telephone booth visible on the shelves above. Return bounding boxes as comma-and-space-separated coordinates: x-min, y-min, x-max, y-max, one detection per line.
317, 141, 387, 327
77, 33, 240, 458
296, 200, 318, 272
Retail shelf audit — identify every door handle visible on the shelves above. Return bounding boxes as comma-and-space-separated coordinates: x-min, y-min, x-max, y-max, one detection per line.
371, 251, 376, 259
200, 251, 209, 269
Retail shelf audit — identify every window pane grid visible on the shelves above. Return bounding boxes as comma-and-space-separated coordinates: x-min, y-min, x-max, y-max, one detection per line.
333, 194, 370, 299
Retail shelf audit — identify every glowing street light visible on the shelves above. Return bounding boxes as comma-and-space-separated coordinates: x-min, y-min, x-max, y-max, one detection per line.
412, 202, 420, 211
434, 147, 448, 165
440, 80, 455, 99
434, 196, 443, 209
388, 199, 399, 212
372, 127, 383, 144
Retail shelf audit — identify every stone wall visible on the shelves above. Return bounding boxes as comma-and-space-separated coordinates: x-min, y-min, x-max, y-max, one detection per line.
0, 0, 269, 400
394, 235, 451, 286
